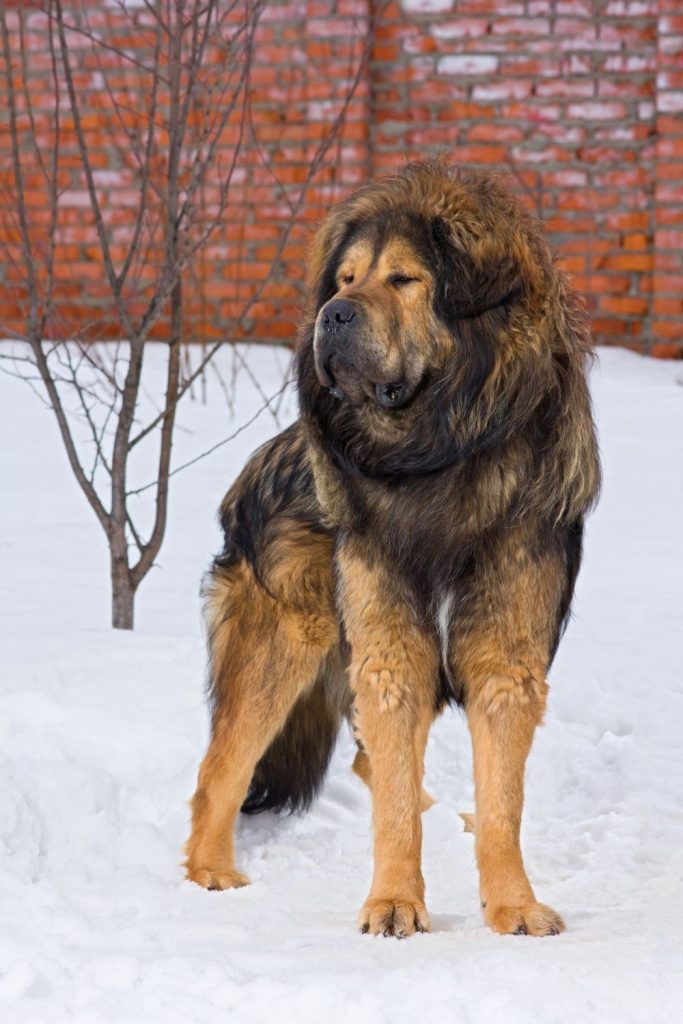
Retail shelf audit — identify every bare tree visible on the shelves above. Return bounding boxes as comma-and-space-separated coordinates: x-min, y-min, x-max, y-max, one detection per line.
0, 0, 373, 628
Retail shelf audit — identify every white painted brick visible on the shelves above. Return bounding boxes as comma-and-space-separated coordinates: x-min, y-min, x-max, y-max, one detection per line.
402, 0, 453, 11
438, 54, 499, 75
658, 92, 683, 113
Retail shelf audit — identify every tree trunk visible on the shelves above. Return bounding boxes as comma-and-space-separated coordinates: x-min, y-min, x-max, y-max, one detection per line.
111, 557, 135, 630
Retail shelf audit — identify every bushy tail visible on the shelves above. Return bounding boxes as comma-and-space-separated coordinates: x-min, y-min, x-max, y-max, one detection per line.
241, 667, 344, 815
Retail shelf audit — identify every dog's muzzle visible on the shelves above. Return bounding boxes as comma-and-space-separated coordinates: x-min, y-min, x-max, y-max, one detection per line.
314, 300, 413, 410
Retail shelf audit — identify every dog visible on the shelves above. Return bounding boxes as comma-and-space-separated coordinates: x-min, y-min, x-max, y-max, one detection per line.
185, 161, 600, 938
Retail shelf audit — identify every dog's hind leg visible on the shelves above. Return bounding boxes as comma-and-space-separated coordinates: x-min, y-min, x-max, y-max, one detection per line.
185, 548, 339, 891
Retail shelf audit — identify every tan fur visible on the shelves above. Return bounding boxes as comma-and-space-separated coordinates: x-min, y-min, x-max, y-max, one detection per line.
352, 749, 436, 813
452, 524, 565, 935
337, 542, 437, 937
330, 236, 453, 373
185, 532, 338, 888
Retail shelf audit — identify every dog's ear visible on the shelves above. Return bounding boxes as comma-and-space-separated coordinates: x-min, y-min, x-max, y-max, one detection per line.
431, 216, 523, 325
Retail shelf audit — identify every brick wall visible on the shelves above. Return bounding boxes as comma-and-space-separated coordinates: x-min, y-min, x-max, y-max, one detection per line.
372, 0, 683, 355
0, 1, 681, 355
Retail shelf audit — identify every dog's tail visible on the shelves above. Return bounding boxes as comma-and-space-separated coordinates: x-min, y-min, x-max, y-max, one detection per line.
241, 650, 348, 815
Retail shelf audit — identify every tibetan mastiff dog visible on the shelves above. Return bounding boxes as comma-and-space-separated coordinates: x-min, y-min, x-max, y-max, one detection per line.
185, 161, 600, 938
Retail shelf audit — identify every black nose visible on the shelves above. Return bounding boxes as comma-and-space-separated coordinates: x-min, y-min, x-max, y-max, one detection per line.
375, 382, 407, 409
322, 299, 356, 333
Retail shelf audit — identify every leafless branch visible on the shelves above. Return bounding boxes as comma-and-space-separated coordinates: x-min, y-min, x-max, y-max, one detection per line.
127, 380, 291, 498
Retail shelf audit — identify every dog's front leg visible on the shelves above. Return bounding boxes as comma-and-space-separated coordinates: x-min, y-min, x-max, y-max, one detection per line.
454, 531, 567, 937
465, 667, 565, 937
338, 543, 437, 938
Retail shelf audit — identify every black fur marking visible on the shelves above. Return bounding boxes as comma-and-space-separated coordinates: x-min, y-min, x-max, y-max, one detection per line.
431, 216, 524, 321
435, 663, 464, 712
304, 377, 512, 484
549, 519, 584, 665
315, 219, 367, 310
215, 423, 329, 589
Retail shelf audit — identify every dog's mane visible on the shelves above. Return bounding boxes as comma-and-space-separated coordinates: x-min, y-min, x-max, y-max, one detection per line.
297, 161, 599, 527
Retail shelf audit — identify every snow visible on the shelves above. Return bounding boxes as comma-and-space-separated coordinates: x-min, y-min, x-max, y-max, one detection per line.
1, 344, 682, 1023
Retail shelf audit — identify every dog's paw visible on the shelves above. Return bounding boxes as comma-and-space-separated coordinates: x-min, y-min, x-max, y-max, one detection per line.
485, 901, 564, 936
358, 897, 431, 938
186, 867, 250, 891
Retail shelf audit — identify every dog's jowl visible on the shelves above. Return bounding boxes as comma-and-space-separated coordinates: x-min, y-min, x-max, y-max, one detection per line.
185, 161, 600, 938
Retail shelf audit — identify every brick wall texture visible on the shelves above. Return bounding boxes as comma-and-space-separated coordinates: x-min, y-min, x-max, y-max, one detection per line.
1, 1, 682, 356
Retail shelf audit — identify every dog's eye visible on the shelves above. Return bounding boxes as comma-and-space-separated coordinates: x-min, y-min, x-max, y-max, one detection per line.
340, 274, 354, 286
388, 273, 418, 287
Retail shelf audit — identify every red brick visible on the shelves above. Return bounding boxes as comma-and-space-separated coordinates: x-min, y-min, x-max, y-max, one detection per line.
559, 255, 588, 273
543, 215, 597, 233
651, 341, 683, 358
599, 295, 649, 315
652, 321, 683, 340
652, 298, 683, 316
601, 254, 654, 271
605, 212, 650, 231
448, 144, 510, 163
500, 56, 559, 76
570, 274, 631, 293
436, 102, 495, 120
653, 274, 683, 294
590, 317, 633, 336
467, 123, 525, 142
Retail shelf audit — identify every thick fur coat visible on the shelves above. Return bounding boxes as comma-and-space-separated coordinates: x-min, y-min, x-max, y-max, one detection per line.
185, 162, 600, 938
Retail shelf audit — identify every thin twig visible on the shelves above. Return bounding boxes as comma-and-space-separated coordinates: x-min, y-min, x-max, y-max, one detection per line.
127, 382, 291, 498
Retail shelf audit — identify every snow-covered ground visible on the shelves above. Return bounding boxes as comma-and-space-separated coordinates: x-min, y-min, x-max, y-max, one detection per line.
1, 345, 682, 1024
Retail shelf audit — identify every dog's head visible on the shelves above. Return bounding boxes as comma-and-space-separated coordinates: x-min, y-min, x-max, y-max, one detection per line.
297, 161, 590, 481
311, 219, 450, 413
